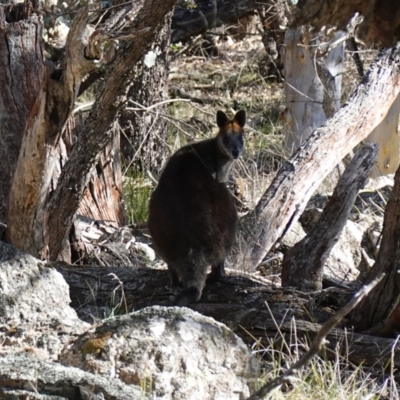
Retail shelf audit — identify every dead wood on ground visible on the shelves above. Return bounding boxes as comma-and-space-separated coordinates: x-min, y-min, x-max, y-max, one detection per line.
52, 262, 400, 370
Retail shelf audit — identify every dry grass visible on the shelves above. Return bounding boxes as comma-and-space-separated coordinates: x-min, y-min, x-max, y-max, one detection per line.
253, 323, 399, 400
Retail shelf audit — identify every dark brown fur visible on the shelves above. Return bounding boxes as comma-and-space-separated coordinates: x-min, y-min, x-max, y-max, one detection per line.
148, 110, 246, 306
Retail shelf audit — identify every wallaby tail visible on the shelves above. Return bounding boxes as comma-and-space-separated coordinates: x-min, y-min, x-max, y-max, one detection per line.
172, 256, 209, 307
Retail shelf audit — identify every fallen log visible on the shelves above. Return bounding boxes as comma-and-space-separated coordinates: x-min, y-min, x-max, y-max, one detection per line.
52, 262, 400, 370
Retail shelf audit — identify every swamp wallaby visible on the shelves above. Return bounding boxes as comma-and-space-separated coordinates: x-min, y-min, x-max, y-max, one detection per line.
148, 110, 246, 306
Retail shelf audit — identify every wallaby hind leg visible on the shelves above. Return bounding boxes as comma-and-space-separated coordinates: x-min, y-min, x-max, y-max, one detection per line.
209, 260, 225, 280
168, 265, 181, 287
173, 260, 208, 307
173, 287, 201, 307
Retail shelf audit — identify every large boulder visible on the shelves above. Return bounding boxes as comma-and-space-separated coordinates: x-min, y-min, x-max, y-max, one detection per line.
0, 240, 88, 358
278, 216, 363, 283
0, 353, 147, 399
60, 306, 257, 400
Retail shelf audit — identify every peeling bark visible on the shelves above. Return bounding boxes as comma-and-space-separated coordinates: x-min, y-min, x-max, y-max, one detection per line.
3, 0, 177, 261
0, 3, 43, 222
76, 123, 126, 226
6, 6, 100, 259
45, 0, 177, 261
282, 27, 345, 154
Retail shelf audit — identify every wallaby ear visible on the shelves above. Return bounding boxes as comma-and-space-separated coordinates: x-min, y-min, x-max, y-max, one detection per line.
234, 110, 246, 128
216, 111, 229, 128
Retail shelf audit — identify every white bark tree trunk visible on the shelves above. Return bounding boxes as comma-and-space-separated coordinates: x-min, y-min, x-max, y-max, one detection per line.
282, 27, 345, 154
365, 93, 400, 179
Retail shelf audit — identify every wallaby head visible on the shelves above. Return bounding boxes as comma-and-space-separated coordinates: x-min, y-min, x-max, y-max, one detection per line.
216, 110, 246, 160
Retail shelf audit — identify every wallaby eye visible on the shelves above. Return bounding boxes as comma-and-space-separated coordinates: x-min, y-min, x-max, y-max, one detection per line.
223, 137, 230, 146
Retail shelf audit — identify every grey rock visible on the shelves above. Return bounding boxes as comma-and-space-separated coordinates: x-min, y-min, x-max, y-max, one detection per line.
324, 219, 364, 282
280, 220, 307, 248
0, 352, 146, 399
60, 306, 257, 400
0, 240, 88, 358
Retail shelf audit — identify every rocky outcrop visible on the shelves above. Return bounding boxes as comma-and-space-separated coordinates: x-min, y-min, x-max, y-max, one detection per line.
0, 240, 257, 399
0, 240, 88, 359
60, 306, 257, 400
0, 353, 147, 400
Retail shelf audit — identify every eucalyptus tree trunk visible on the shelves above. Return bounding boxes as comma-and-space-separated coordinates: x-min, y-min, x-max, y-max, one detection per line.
365, 93, 400, 178
0, 4, 43, 222
350, 163, 400, 337
3, 0, 177, 261
119, 13, 172, 174
281, 27, 344, 154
